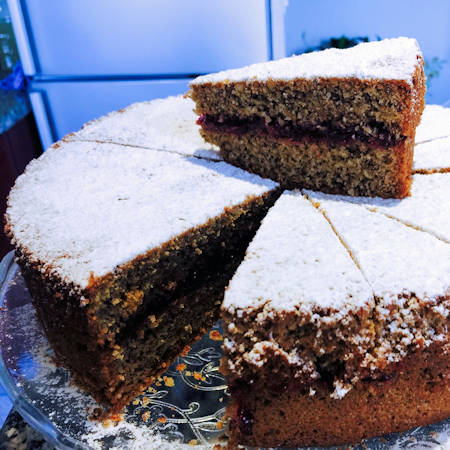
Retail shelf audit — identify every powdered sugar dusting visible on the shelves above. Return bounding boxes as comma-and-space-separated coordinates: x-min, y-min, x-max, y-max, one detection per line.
306, 173, 450, 243
309, 195, 450, 302
415, 104, 450, 144
191, 38, 421, 85
414, 137, 450, 174
71, 96, 221, 161
6, 141, 277, 287
223, 191, 373, 316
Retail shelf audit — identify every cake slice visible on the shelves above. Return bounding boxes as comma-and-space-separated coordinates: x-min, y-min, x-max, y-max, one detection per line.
222, 191, 449, 447
415, 104, 450, 144
190, 37, 425, 198
5, 140, 279, 413
307, 172, 450, 243
413, 137, 450, 174
70, 95, 221, 161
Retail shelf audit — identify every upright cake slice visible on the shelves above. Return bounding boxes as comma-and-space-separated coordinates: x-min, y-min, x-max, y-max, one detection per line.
190, 37, 425, 198
5, 140, 279, 413
222, 191, 449, 447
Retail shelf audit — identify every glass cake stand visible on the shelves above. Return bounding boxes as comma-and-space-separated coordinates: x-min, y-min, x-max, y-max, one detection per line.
0, 251, 448, 449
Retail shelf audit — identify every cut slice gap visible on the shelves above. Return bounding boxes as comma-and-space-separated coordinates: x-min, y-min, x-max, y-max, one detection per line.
415, 104, 450, 144
303, 192, 371, 287
304, 192, 450, 304
412, 136, 450, 175
304, 172, 450, 244
67, 95, 221, 161
63, 137, 221, 162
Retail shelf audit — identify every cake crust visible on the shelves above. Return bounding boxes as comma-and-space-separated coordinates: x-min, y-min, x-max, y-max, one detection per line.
221, 190, 449, 447
227, 342, 450, 447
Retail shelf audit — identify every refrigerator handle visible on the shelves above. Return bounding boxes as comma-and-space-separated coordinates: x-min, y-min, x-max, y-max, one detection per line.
29, 92, 54, 150
269, 0, 287, 60
7, 0, 36, 75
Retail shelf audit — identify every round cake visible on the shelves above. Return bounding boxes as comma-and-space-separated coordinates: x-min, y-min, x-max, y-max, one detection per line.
4, 94, 450, 447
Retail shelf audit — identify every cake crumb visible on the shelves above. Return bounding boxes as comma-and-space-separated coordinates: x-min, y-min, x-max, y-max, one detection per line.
209, 330, 223, 341
180, 345, 191, 356
157, 416, 166, 424
163, 376, 175, 387
176, 363, 187, 372
142, 411, 150, 422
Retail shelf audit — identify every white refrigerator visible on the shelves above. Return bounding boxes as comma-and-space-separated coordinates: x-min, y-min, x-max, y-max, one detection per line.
8, 0, 286, 149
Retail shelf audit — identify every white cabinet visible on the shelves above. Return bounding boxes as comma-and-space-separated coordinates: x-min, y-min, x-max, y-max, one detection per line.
11, 0, 271, 76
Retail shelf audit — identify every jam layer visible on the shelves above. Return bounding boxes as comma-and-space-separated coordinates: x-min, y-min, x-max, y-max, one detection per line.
198, 114, 406, 148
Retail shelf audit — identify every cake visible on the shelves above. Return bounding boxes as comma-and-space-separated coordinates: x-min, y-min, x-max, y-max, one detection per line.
189, 37, 425, 198
222, 190, 449, 447
70, 95, 221, 161
5, 140, 279, 413
4, 89, 449, 446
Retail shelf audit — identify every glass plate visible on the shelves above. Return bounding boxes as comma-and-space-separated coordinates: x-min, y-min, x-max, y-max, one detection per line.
0, 252, 448, 449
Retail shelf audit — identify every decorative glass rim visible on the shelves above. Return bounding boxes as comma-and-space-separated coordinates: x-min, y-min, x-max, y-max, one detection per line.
0, 251, 448, 449
0, 251, 84, 449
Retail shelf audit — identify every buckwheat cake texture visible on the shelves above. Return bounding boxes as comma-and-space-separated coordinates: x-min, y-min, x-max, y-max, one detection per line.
222, 190, 449, 447
5, 140, 279, 413
190, 37, 425, 198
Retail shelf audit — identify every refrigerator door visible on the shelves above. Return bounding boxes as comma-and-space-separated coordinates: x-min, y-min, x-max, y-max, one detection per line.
29, 78, 191, 150
9, 0, 272, 77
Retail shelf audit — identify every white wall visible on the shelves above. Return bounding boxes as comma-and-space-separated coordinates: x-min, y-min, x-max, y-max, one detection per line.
284, 0, 450, 105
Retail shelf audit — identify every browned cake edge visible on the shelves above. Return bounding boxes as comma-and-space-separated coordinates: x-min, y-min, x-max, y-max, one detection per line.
7, 190, 280, 414
201, 128, 414, 198
226, 341, 450, 448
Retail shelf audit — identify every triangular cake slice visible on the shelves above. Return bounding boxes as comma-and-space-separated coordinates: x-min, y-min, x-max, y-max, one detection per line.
5, 140, 279, 413
306, 172, 450, 243
222, 190, 449, 447
413, 137, 450, 174
69, 95, 221, 161
190, 37, 425, 198
415, 104, 450, 144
